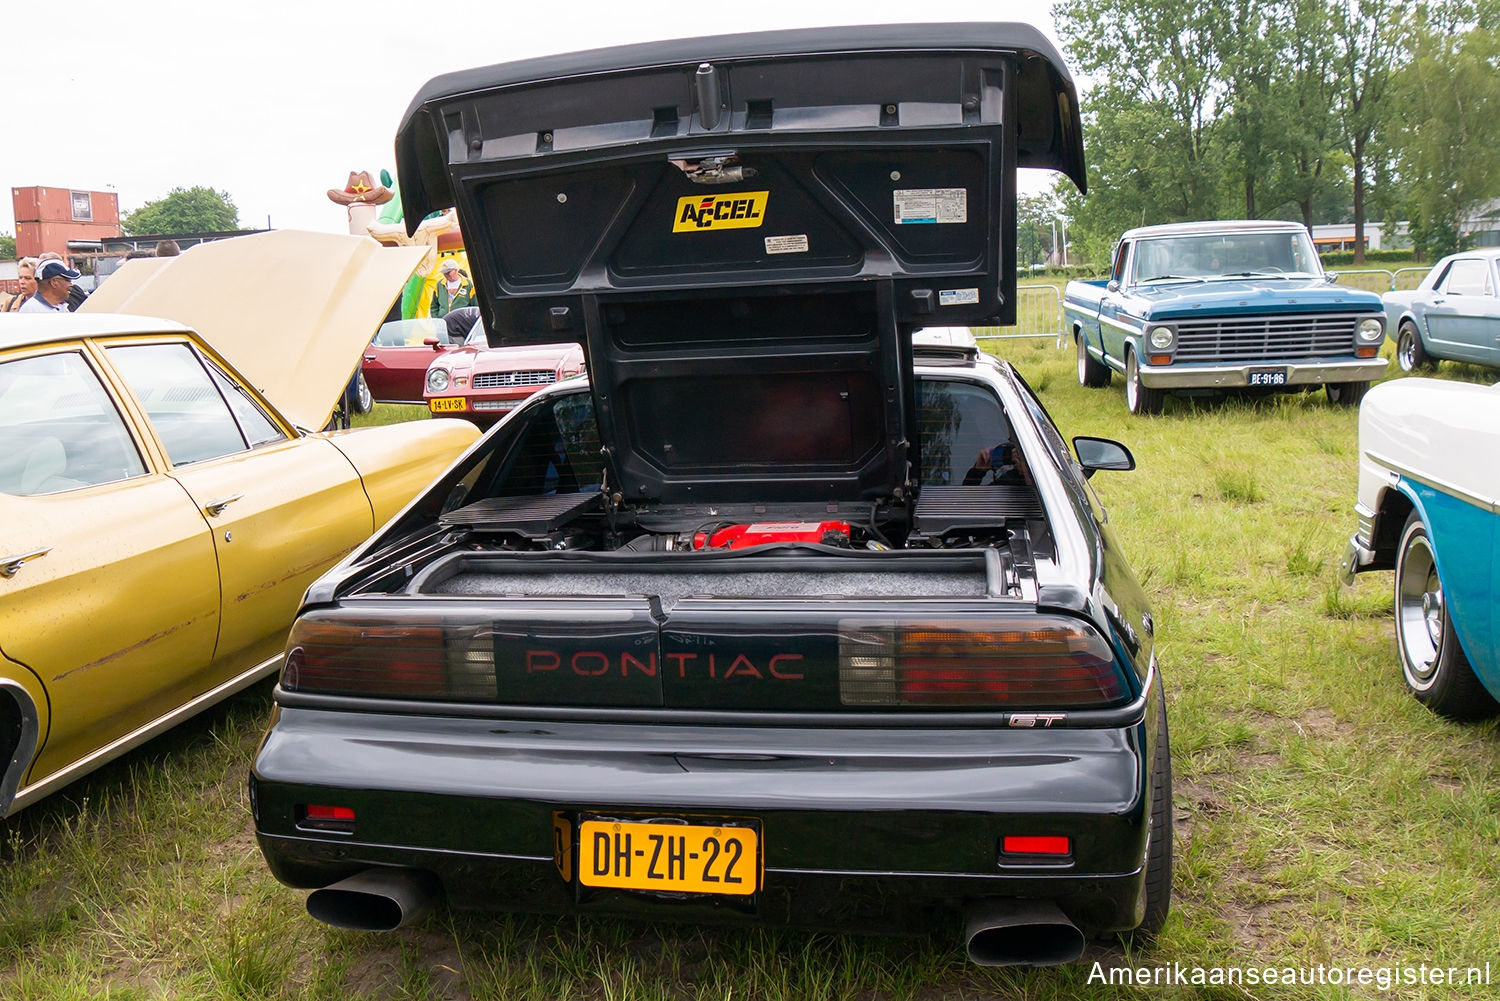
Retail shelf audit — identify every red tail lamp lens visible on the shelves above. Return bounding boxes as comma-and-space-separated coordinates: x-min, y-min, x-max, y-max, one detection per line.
839, 617, 1127, 708
1003, 835, 1071, 856
281, 609, 497, 700
305, 805, 355, 821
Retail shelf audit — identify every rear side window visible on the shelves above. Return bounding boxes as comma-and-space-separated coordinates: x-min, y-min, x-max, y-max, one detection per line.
0, 351, 147, 495
915, 379, 1014, 486
1441, 259, 1493, 297
491, 392, 604, 496
108, 343, 258, 466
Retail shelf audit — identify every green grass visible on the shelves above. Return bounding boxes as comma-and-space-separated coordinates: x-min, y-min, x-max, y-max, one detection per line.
4, 340, 1499, 999
354, 402, 432, 428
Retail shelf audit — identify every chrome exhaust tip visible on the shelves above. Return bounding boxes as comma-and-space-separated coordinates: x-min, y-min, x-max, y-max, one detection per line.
964, 898, 1086, 966
306, 867, 439, 931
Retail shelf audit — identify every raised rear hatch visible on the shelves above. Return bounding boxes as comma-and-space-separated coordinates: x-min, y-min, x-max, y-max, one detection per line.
395, 23, 1084, 504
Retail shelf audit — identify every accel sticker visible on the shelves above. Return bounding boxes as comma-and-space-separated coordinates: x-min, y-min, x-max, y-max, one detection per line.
673, 191, 770, 232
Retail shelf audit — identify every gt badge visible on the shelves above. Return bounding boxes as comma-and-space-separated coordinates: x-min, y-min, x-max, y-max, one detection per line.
673, 191, 769, 232
1008, 713, 1066, 728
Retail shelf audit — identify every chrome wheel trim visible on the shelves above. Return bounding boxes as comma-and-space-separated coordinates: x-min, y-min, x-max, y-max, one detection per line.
1397, 326, 1419, 373
1397, 527, 1443, 690
1126, 352, 1141, 411
1077, 336, 1088, 384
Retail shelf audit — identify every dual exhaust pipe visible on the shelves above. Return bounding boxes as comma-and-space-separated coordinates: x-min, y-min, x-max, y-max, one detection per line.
305, 868, 1084, 967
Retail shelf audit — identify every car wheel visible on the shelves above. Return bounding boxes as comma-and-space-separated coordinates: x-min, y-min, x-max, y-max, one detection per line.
1077, 333, 1110, 388
354, 372, 374, 414
1394, 513, 1499, 719
1324, 381, 1370, 407
1397, 320, 1430, 373
1129, 679, 1172, 941
1125, 349, 1163, 415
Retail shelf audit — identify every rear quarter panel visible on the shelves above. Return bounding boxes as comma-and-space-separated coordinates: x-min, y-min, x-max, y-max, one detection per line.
1359, 379, 1500, 692
323, 418, 481, 527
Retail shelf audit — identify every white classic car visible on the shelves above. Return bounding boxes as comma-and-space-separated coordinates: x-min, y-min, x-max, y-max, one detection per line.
1340, 378, 1500, 718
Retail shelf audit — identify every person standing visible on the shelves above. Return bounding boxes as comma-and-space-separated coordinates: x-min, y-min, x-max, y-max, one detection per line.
36, 252, 89, 310
20, 260, 81, 313
2, 258, 38, 311
430, 260, 474, 318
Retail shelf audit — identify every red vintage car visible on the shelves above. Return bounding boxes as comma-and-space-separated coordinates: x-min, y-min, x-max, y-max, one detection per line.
361, 317, 465, 405
423, 332, 585, 424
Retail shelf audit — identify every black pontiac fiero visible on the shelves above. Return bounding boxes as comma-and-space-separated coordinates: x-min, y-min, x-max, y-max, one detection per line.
250, 23, 1171, 966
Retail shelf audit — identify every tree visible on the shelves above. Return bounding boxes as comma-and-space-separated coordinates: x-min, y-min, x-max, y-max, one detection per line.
0, 232, 14, 260
123, 186, 239, 235
1329, 0, 1404, 263
1017, 193, 1057, 267
1217, 0, 1289, 218
1054, 0, 1237, 261
1262, 0, 1349, 229
1386, 4, 1500, 257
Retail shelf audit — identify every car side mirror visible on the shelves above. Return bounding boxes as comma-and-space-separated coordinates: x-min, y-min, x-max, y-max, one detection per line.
1325, 273, 1340, 284
1107, 279, 1121, 292
1073, 436, 1136, 478
424, 337, 442, 350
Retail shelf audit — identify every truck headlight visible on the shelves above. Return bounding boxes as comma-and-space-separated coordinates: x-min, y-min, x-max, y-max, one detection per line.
1148, 325, 1175, 350
1357, 318, 1384, 342
427, 367, 451, 393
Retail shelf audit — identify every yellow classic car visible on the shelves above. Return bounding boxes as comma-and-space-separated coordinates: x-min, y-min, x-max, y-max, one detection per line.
0, 231, 480, 817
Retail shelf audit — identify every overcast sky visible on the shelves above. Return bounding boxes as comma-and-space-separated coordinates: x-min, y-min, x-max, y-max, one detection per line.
2, 0, 1069, 240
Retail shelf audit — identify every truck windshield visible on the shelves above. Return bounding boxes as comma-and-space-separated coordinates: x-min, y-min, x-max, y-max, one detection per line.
1135, 230, 1322, 282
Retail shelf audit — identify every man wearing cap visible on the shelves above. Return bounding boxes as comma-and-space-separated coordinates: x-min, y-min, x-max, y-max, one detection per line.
430, 259, 474, 319
36, 251, 90, 310
21, 260, 81, 313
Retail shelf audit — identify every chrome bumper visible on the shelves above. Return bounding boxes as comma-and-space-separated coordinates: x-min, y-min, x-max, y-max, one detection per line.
1339, 534, 1377, 585
1139, 357, 1388, 390
1338, 505, 1380, 584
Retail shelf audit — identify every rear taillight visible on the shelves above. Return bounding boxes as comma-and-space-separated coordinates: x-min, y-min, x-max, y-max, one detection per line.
297, 804, 356, 834
837, 617, 1128, 708
282, 609, 497, 700
1002, 835, 1071, 857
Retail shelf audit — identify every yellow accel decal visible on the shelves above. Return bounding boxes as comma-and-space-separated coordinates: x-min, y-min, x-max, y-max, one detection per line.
672, 191, 770, 232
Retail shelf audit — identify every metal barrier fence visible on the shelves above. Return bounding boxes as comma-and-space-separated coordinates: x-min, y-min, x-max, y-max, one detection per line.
974, 284, 1067, 346
1337, 267, 1430, 292
1391, 267, 1428, 291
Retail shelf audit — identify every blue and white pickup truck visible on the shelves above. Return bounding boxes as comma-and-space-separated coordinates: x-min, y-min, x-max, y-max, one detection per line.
1064, 220, 1388, 414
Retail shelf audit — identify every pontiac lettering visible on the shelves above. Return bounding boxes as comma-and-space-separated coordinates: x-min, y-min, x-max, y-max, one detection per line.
524, 648, 803, 680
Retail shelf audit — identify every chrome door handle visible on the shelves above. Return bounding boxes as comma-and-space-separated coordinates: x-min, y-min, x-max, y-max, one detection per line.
1, 547, 52, 578
364, 354, 378, 361
204, 493, 244, 517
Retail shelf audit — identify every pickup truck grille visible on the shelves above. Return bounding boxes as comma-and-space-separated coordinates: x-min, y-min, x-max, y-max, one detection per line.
473, 370, 556, 389
1172, 313, 1360, 362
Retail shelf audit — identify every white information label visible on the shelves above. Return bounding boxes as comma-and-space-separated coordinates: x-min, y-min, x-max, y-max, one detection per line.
939, 288, 980, 306
893, 188, 968, 224
764, 234, 809, 254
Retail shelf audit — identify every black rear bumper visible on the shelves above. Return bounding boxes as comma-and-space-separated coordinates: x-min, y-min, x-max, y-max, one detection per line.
250, 700, 1156, 935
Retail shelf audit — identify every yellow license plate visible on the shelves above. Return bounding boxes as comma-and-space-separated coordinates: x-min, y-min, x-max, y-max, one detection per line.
428, 397, 467, 412
577, 819, 760, 895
